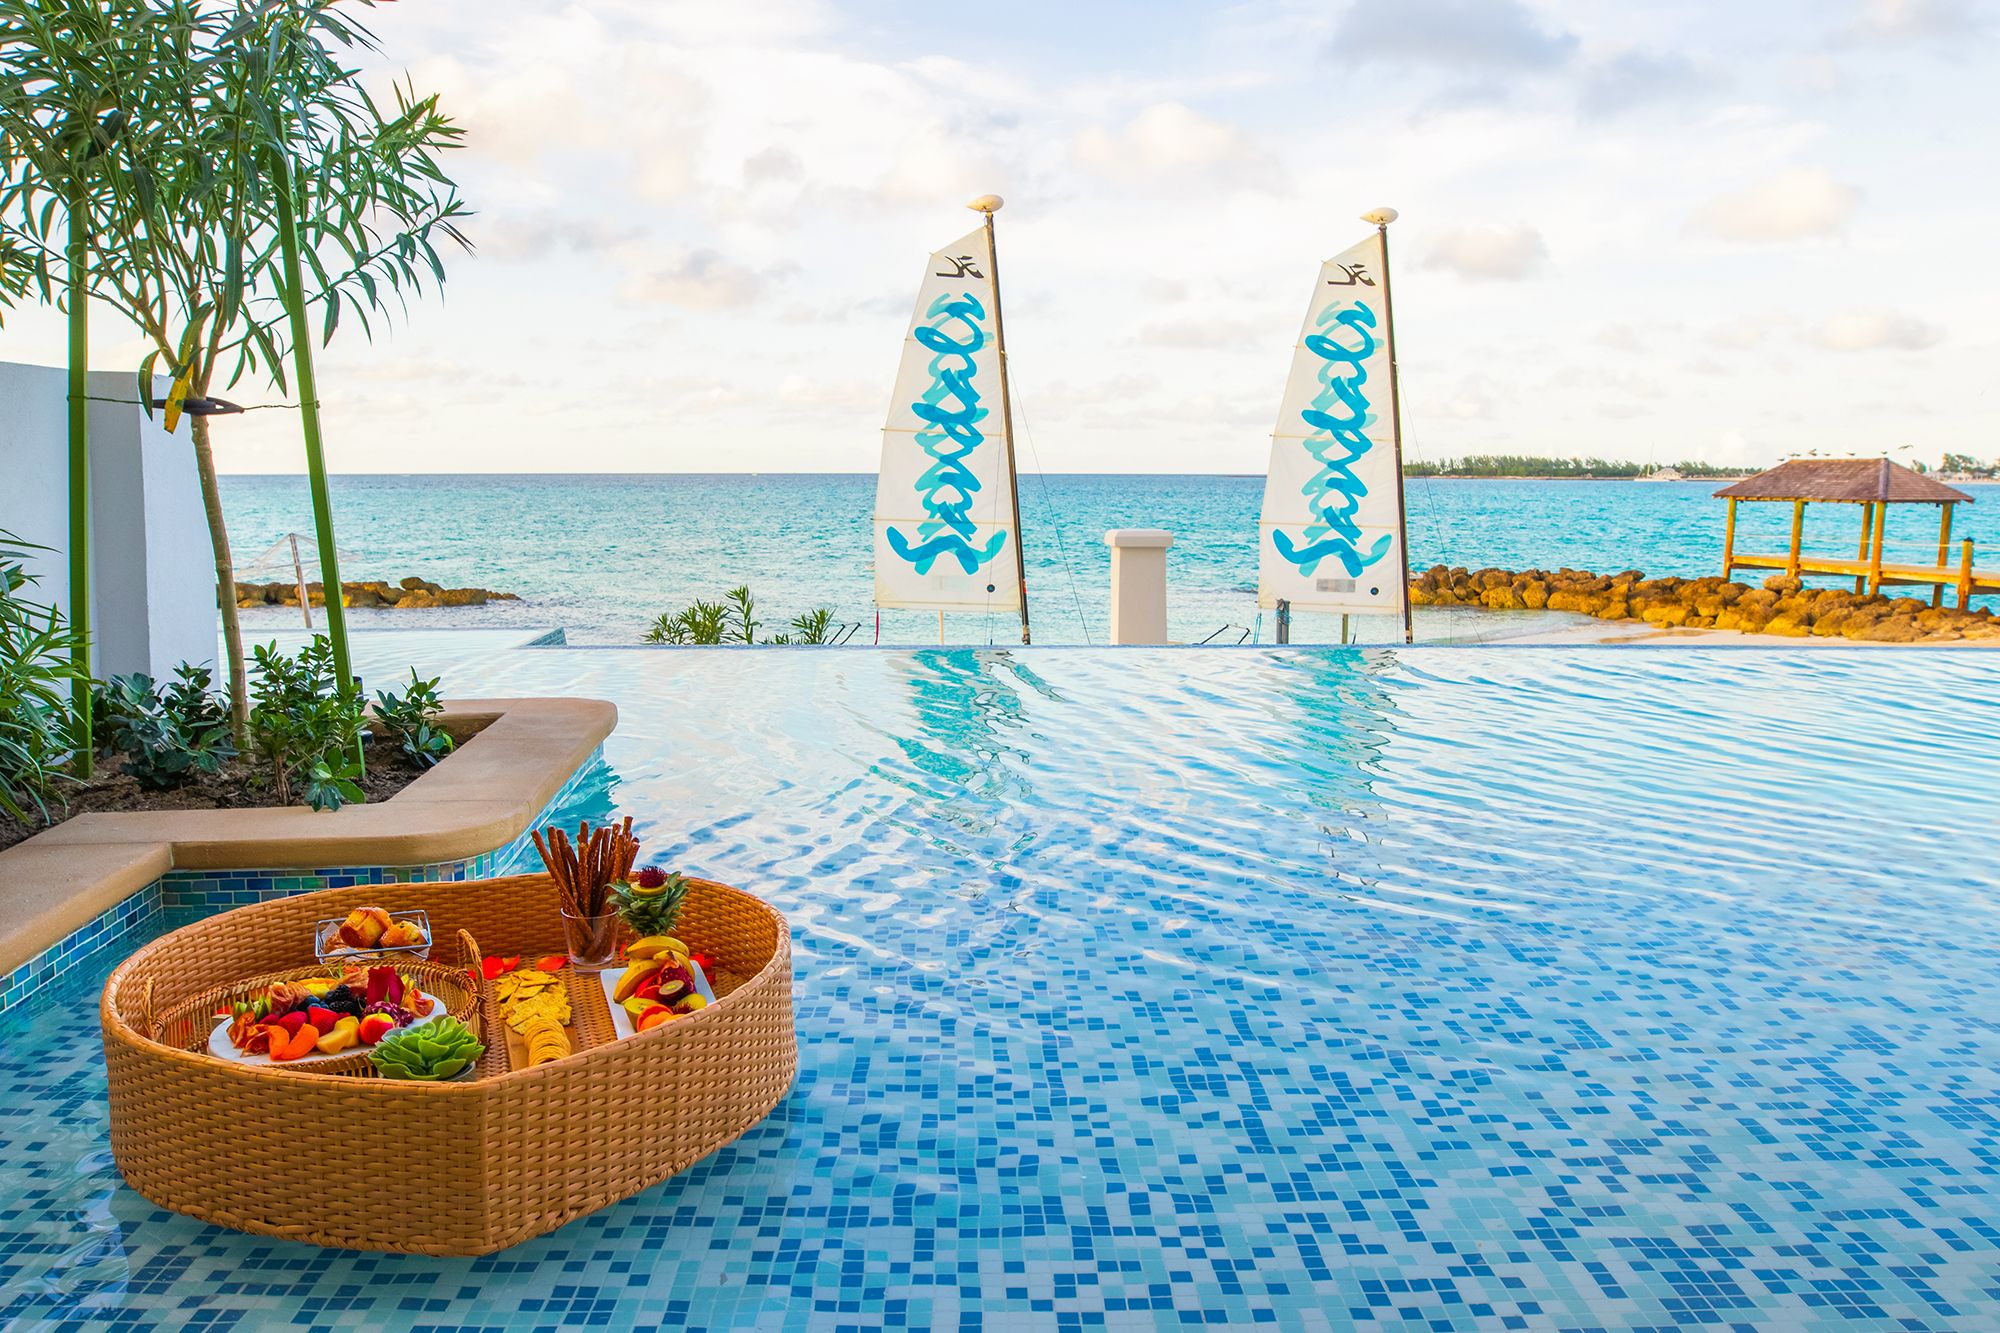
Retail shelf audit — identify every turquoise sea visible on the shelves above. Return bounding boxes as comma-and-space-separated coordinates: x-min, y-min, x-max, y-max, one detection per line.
220, 474, 2000, 645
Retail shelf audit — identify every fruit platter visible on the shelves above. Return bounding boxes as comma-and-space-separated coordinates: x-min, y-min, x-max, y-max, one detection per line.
606, 932, 717, 1036
207, 964, 446, 1067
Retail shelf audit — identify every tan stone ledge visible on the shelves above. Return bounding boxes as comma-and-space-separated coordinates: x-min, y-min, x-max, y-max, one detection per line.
0, 696, 616, 980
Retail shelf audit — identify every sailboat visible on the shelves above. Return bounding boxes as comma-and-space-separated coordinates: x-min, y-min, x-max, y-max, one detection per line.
1257, 208, 1414, 645
872, 196, 1031, 645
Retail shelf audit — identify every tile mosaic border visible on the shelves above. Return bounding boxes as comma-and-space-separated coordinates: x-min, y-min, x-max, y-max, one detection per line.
0, 748, 605, 1021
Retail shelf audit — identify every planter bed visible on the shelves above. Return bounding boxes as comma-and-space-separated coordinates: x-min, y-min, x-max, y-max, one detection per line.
0, 698, 616, 1013
0, 717, 494, 857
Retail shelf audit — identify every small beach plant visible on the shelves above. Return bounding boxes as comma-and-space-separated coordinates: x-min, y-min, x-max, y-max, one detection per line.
725, 586, 760, 644
645, 598, 732, 646
645, 589, 841, 646
770, 608, 836, 646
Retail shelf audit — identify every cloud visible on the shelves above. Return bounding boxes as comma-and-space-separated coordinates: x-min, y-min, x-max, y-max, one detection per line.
1849, 0, 1984, 41
775, 374, 880, 414
1593, 324, 1645, 353
624, 249, 784, 310
1685, 167, 1862, 243
476, 214, 640, 260
1438, 374, 1514, 420
1421, 223, 1548, 280
1580, 50, 1714, 116
1072, 103, 1273, 185
1330, 0, 1577, 71
1810, 310, 1943, 351
743, 146, 805, 185
1133, 316, 1271, 351
1709, 311, 1797, 350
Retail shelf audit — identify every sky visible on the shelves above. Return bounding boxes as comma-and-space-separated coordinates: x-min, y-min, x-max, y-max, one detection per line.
5, 0, 1996, 475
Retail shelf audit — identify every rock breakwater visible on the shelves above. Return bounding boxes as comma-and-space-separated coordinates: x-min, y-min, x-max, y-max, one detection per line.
1409, 565, 1999, 643
235, 576, 520, 610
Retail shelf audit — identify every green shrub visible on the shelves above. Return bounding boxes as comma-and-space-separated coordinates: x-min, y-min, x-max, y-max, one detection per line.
0, 532, 83, 823
645, 588, 839, 646
373, 669, 453, 769
772, 607, 836, 645
248, 637, 365, 811
645, 597, 731, 645
93, 664, 236, 790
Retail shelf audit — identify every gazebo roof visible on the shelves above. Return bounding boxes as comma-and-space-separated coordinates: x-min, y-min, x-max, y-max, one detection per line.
1713, 458, 1973, 505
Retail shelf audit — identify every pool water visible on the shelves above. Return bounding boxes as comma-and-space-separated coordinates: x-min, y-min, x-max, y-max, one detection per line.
4, 646, 1999, 1330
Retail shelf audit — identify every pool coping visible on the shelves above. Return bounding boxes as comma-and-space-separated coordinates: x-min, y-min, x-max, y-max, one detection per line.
0, 696, 616, 979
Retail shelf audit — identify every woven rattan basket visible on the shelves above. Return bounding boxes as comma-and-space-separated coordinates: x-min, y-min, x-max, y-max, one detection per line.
101, 873, 796, 1254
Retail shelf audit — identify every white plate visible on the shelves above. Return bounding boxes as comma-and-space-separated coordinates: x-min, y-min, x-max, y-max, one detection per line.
600, 959, 716, 1039
207, 992, 447, 1066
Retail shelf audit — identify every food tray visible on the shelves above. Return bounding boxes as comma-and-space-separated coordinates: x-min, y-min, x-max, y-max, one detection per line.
101, 873, 795, 1254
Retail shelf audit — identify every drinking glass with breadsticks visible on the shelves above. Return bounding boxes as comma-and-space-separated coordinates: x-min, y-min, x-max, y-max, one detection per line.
533, 817, 642, 969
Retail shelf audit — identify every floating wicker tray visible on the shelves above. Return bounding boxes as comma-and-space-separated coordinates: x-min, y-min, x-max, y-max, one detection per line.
101, 873, 796, 1255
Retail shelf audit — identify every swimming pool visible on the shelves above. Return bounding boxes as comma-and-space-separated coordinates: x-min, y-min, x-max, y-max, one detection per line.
4, 646, 1998, 1329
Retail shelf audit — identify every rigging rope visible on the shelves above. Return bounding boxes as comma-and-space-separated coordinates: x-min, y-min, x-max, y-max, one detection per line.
1009, 390, 1093, 646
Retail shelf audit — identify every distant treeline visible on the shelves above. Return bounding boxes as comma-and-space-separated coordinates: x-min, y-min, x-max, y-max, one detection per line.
1404, 456, 1744, 479
1939, 453, 1999, 479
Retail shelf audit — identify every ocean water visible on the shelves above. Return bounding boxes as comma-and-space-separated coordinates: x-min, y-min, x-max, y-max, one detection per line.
219, 474, 2000, 645
3, 645, 1998, 1328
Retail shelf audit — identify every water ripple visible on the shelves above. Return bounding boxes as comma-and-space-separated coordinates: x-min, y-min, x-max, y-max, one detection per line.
3, 646, 1998, 1329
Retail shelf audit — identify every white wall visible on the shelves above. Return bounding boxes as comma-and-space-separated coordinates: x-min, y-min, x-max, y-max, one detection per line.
0, 360, 218, 680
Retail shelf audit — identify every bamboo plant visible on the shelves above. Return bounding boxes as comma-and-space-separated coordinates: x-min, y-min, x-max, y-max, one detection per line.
0, 0, 469, 738
0, 0, 162, 767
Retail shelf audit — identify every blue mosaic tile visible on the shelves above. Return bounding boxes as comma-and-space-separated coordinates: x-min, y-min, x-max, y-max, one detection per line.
1, 651, 1998, 1329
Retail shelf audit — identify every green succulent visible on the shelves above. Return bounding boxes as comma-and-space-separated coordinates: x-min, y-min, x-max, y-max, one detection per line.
369, 1016, 484, 1081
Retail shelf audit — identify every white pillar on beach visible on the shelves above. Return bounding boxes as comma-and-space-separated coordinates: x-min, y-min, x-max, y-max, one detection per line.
1105, 529, 1174, 645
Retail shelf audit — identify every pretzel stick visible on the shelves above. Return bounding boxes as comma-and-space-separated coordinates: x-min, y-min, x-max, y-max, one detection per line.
533, 816, 644, 918
614, 816, 638, 881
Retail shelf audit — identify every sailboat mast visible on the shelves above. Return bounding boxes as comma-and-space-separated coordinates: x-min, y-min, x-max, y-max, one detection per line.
1369, 208, 1415, 646
977, 198, 1032, 646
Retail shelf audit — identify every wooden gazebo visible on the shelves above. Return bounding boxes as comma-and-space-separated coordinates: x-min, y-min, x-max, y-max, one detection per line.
1716, 457, 1995, 607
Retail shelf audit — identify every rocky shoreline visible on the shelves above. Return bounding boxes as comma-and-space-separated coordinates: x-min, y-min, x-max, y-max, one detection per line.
235, 577, 519, 610
1409, 565, 2000, 643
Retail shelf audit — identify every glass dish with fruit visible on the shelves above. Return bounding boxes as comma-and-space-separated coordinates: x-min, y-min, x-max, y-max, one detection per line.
314, 906, 433, 964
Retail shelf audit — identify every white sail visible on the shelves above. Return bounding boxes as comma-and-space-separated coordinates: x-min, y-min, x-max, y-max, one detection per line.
1257, 231, 1407, 615
873, 226, 1022, 614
